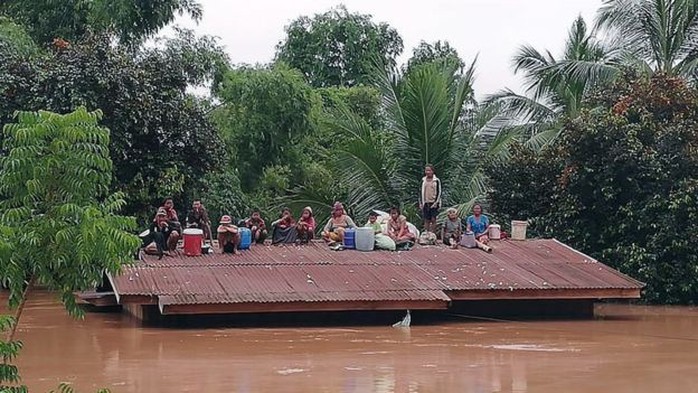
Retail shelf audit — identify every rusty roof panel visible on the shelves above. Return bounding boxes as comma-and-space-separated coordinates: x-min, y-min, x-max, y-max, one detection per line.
111, 239, 643, 307
158, 289, 451, 306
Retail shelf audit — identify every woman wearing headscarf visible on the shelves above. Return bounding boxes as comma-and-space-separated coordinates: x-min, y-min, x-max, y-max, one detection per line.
322, 202, 355, 243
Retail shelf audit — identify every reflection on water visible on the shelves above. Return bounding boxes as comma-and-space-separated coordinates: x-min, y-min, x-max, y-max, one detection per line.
6, 292, 698, 392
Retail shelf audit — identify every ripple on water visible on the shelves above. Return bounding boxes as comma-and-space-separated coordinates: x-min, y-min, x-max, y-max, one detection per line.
276, 368, 307, 375
486, 344, 580, 352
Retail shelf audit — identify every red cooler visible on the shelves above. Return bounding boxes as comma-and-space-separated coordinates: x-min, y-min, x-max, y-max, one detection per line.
182, 228, 203, 256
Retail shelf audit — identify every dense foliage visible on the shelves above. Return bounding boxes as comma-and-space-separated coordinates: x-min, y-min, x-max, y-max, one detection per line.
404, 40, 465, 75
0, 0, 202, 45
0, 315, 23, 392
275, 5, 404, 87
0, 108, 140, 390
0, 33, 225, 222
487, 75, 698, 304
213, 66, 319, 191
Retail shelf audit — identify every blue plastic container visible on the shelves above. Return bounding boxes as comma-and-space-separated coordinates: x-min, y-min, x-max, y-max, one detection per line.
343, 228, 356, 249
239, 227, 252, 250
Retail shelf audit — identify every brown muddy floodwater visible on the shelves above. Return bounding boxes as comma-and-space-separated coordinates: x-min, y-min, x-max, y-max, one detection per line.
7, 292, 698, 392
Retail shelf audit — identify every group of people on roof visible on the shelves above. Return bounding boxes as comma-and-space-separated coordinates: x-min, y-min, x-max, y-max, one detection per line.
140, 165, 492, 257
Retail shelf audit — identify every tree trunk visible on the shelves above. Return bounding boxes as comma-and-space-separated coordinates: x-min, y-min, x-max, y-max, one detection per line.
5, 275, 35, 342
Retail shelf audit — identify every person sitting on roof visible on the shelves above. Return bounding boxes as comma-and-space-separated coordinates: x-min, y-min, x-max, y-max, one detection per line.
145, 208, 179, 258
159, 197, 180, 224
442, 207, 463, 248
464, 204, 490, 244
387, 207, 416, 248
271, 207, 298, 244
243, 208, 268, 244
186, 199, 212, 244
217, 215, 240, 254
296, 206, 316, 244
322, 202, 355, 243
365, 211, 396, 251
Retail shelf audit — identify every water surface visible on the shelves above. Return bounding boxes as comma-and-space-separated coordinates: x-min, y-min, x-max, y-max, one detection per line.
7, 292, 698, 392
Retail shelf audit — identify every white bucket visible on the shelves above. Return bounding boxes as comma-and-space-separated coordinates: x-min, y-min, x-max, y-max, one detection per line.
489, 224, 501, 240
511, 220, 528, 241
355, 227, 375, 251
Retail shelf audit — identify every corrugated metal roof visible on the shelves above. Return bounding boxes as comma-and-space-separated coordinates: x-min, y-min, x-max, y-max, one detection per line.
111, 239, 643, 307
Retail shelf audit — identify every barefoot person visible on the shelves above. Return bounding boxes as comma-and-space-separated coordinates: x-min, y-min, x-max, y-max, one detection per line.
442, 207, 463, 248
464, 204, 491, 244
322, 202, 355, 243
217, 215, 240, 254
419, 164, 442, 234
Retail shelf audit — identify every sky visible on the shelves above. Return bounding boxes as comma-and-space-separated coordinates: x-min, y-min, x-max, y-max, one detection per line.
170, 0, 604, 97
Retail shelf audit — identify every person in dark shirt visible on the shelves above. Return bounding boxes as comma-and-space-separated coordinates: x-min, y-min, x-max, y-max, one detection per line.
157, 197, 182, 236
186, 199, 212, 243
244, 208, 268, 244
271, 207, 297, 244
145, 208, 178, 258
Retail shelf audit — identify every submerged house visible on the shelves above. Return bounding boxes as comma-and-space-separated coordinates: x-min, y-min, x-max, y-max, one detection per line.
80, 239, 643, 323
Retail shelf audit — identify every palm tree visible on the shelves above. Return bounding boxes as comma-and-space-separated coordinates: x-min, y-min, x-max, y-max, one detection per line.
549, 0, 698, 93
291, 59, 520, 224
489, 16, 621, 148
596, 0, 698, 77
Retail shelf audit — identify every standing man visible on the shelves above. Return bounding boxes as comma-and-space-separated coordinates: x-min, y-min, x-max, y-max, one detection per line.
419, 164, 442, 234
186, 199, 212, 243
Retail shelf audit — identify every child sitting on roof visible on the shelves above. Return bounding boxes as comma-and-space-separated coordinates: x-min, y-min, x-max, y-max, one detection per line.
365, 211, 396, 251
244, 208, 268, 244
387, 207, 415, 249
296, 206, 316, 244
442, 207, 463, 249
271, 207, 298, 244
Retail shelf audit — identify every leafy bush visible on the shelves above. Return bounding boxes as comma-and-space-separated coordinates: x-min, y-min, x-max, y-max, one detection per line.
0, 108, 140, 391
486, 75, 698, 304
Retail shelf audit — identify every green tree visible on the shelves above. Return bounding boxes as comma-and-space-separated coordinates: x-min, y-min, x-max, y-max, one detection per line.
0, 108, 140, 390
0, 16, 39, 57
316, 85, 382, 128
404, 40, 465, 75
489, 16, 621, 148
0, 0, 202, 45
213, 65, 319, 191
486, 75, 698, 304
275, 5, 403, 87
597, 0, 698, 76
309, 59, 516, 223
0, 33, 225, 222
548, 0, 698, 93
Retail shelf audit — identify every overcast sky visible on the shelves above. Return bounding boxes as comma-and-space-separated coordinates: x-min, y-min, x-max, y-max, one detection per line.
171, 0, 604, 97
